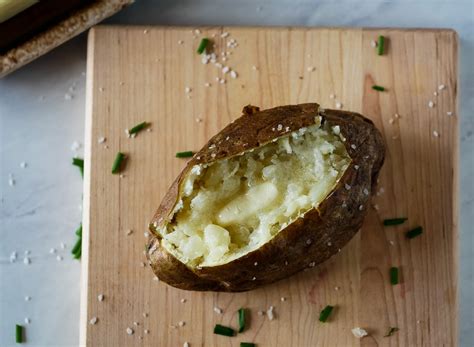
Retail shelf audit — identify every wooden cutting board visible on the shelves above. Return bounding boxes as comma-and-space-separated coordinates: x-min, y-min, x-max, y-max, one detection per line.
81, 26, 459, 346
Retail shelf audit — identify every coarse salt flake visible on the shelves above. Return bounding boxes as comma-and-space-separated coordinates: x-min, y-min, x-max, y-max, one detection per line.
90, 317, 98, 325
98, 294, 104, 302
267, 306, 275, 320
126, 327, 134, 335
71, 141, 81, 151
214, 307, 223, 314
352, 327, 368, 338
428, 101, 435, 108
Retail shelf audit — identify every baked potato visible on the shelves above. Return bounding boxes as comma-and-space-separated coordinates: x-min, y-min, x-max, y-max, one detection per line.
147, 103, 385, 292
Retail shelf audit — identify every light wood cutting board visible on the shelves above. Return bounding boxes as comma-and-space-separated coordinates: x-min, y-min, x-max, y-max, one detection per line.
81, 26, 459, 346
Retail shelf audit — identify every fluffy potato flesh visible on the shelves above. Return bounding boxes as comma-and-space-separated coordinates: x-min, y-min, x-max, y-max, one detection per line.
160, 123, 351, 267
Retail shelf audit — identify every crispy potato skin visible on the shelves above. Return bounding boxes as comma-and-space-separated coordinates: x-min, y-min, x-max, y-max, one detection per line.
147, 103, 385, 292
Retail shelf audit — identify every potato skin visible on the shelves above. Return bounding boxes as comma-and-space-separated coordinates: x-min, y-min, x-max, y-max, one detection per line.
147, 103, 385, 292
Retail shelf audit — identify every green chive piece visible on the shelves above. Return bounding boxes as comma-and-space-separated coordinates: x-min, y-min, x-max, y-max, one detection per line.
383, 218, 408, 226
238, 308, 246, 333
197, 38, 210, 54
372, 85, 385, 92
175, 151, 194, 158
406, 226, 423, 239
384, 327, 399, 337
111, 152, 126, 174
214, 324, 235, 337
71, 236, 82, 256
16, 324, 23, 343
377, 35, 385, 55
75, 224, 82, 237
72, 158, 84, 177
73, 248, 82, 259
319, 305, 334, 322
240, 343, 256, 347
128, 121, 150, 135
390, 267, 399, 285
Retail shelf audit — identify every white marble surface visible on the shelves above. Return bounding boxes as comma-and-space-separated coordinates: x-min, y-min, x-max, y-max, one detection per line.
0, 0, 472, 346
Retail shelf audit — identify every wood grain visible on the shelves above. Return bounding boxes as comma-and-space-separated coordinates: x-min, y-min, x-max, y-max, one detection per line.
81, 26, 458, 346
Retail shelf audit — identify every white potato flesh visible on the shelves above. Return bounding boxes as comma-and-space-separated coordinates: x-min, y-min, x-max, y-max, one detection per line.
160, 123, 351, 266
217, 182, 279, 225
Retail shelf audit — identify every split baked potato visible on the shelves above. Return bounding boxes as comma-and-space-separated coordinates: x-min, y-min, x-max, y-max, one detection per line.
147, 103, 385, 292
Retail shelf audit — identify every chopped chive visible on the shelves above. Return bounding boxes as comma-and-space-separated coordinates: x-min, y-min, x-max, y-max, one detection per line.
213, 324, 235, 337
383, 218, 408, 226
16, 324, 23, 343
319, 305, 334, 322
75, 224, 82, 237
238, 308, 246, 333
175, 151, 194, 158
240, 343, 256, 347
384, 327, 399, 337
390, 267, 399, 285
73, 248, 82, 259
406, 226, 423, 239
72, 158, 84, 177
128, 121, 150, 135
197, 38, 210, 54
372, 85, 385, 92
377, 35, 385, 55
111, 152, 126, 174
71, 236, 82, 256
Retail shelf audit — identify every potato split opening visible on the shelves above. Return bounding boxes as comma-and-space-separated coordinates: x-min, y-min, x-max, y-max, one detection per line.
159, 122, 351, 267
